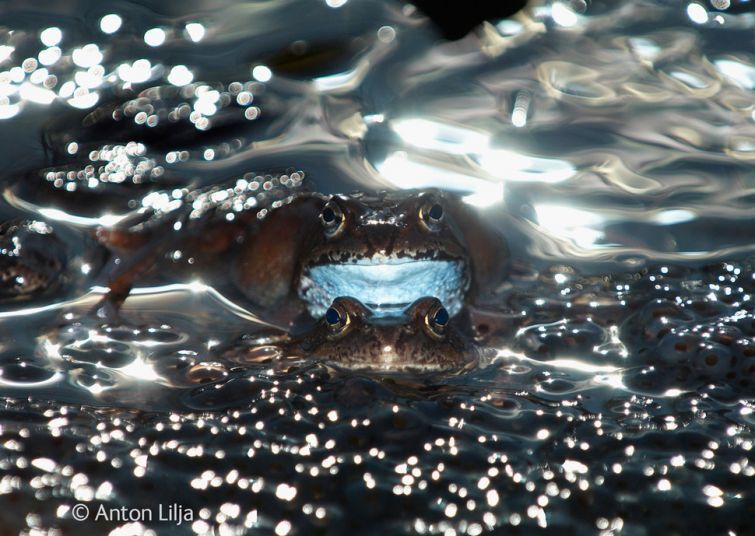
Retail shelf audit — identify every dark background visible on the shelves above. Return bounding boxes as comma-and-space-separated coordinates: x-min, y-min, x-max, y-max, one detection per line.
413, 0, 528, 39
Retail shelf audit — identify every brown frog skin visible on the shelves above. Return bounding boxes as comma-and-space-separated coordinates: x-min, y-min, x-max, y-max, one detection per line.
278, 296, 477, 371
96, 189, 507, 327
234, 189, 508, 321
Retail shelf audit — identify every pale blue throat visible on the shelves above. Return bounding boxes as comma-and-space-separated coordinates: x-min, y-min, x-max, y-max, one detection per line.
298, 258, 467, 319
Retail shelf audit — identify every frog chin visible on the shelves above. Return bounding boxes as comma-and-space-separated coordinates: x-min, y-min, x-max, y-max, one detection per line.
298, 258, 468, 319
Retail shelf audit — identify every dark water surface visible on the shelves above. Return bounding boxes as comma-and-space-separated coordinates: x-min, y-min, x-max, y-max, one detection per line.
0, 0, 753, 534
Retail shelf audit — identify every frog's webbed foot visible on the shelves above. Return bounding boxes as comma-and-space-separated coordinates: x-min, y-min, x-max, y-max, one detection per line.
88, 244, 163, 324
90, 215, 185, 321
90, 289, 130, 324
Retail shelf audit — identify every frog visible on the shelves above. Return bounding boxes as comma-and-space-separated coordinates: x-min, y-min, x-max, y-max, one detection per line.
0, 219, 84, 302
0, 220, 66, 300
233, 189, 508, 323
0, 219, 106, 304
239, 296, 478, 371
96, 188, 508, 329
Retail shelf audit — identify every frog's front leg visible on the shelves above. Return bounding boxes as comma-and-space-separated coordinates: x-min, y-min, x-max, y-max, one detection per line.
233, 195, 325, 315
94, 217, 245, 319
446, 198, 509, 303
93, 226, 170, 318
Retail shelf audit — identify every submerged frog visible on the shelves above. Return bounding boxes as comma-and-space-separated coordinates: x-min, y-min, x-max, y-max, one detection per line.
0, 220, 69, 300
234, 189, 508, 321
98, 189, 508, 327
0, 219, 105, 304
239, 296, 478, 371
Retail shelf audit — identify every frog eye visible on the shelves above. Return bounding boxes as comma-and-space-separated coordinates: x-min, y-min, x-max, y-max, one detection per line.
324, 304, 350, 333
320, 201, 344, 236
419, 201, 444, 231
433, 307, 449, 326
424, 304, 449, 338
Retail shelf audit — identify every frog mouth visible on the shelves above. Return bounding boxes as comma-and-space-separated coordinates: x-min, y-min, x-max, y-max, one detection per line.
298, 257, 468, 318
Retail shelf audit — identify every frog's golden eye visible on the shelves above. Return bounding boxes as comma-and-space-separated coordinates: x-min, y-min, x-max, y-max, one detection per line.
424, 304, 449, 339
320, 201, 344, 237
324, 303, 350, 335
419, 201, 444, 231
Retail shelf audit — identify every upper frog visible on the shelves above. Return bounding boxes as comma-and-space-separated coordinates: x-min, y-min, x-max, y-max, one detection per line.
280, 296, 477, 371
234, 189, 508, 321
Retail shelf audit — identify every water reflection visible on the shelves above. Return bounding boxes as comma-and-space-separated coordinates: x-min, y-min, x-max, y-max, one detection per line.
376, 151, 503, 206
0, 0, 753, 534
0, 0, 751, 259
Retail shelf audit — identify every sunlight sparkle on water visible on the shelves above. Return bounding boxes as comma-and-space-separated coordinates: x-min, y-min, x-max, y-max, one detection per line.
74, 68, 104, 89
168, 65, 194, 86
551, 2, 579, 27
0, 104, 20, 120
252, 65, 272, 82
313, 65, 366, 92
686, 3, 709, 24
0, 3, 752, 532
71, 45, 103, 68
390, 118, 575, 185
511, 91, 531, 127
99, 14, 122, 34
628, 38, 661, 62
19, 83, 56, 105
0, 45, 14, 62
377, 152, 503, 207
185, 23, 206, 42
714, 59, 755, 89
117, 60, 153, 84
534, 204, 605, 248
144, 28, 167, 47
36, 207, 127, 227
8, 67, 24, 83
40, 27, 62, 47
392, 118, 489, 155
68, 91, 99, 109
477, 149, 575, 183
117, 356, 162, 382
57, 80, 75, 98
653, 209, 695, 225
38, 47, 62, 66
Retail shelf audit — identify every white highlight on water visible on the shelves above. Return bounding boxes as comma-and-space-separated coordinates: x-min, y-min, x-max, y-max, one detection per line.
99, 14, 122, 34
144, 28, 166, 47
40, 27, 62, 47
185, 23, 206, 42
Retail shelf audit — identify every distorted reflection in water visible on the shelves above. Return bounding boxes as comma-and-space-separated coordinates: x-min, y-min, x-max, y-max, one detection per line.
0, 0, 753, 533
